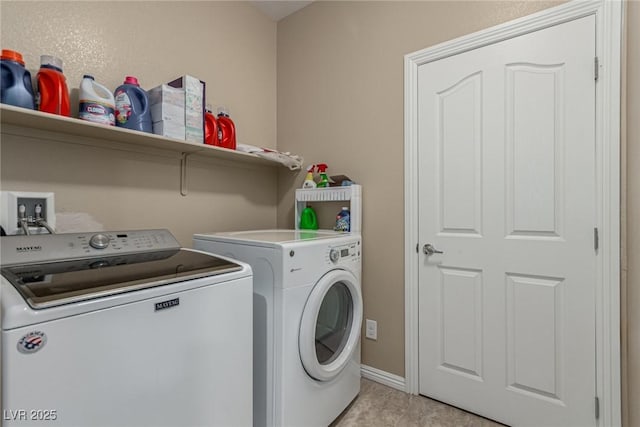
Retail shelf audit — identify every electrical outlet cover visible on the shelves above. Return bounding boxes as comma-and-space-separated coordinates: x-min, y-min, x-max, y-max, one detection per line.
365, 319, 377, 340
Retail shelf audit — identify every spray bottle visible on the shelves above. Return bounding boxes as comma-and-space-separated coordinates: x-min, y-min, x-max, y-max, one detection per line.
302, 165, 317, 188
316, 163, 330, 188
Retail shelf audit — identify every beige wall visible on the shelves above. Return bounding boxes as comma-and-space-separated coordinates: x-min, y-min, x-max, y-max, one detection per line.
278, 2, 640, 424
0, 1, 279, 246
625, 1, 639, 426
276, 0, 562, 377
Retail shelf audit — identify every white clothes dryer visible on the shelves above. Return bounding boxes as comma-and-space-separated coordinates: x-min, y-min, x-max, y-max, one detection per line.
193, 230, 362, 427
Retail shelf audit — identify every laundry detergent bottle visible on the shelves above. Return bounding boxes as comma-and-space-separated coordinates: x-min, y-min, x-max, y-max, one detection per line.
300, 206, 319, 230
204, 105, 219, 146
334, 207, 351, 232
114, 76, 152, 133
1, 49, 35, 110
36, 55, 70, 116
217, 106, 237, 150
79, 75, 115, 126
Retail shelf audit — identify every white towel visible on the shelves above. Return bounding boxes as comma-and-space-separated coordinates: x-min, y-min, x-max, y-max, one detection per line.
237, 144, 303, 170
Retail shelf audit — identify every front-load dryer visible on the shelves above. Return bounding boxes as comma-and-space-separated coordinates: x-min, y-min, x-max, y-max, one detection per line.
193, 230, 362, 427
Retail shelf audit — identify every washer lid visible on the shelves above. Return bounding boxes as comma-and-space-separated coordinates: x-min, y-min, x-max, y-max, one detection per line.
1, 249, 242, 309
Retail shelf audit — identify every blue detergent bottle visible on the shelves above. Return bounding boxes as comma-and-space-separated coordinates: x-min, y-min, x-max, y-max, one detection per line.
334, 207, 351, 232
114, 76, 152, 133
1, 49, 35, 110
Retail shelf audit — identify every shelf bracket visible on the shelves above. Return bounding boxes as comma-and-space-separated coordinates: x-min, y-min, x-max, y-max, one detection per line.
180, 152, 190, 196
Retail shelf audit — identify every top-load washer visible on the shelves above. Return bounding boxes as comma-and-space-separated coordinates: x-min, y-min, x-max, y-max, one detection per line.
193, 229, 362, 427
1, 229, 253, 427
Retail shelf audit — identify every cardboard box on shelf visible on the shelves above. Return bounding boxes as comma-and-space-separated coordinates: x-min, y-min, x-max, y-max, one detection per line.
148, 84, 184, 106
168, 75, 205, 144
149, 84, 185, 125
150, 103, 184, 125
153, 120, 185, 141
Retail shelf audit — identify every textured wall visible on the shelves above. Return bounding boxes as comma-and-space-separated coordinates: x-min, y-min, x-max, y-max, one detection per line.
276, 0, 562, 377
0, 1, 279, 245
1, 1, 277, 148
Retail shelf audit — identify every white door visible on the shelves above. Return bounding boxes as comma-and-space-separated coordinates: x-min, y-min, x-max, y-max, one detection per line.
418, 16, 596, 427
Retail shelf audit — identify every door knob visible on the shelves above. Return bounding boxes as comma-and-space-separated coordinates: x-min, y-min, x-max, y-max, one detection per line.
423, 244, 444, 256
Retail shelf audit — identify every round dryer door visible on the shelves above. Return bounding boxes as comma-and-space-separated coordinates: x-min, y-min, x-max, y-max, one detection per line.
299, 269, 363, 382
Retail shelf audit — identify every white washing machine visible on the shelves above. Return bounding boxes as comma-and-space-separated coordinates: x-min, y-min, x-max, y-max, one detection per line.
1, 229, 253, 427
193, 230, 362, 427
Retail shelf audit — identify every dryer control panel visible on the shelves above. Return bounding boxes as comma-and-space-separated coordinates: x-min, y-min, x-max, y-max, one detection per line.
327, 241, 360, 265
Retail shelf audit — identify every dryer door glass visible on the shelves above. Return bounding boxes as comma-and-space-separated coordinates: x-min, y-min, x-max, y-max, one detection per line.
299, 269, 363, 382
315, 282, 353, 365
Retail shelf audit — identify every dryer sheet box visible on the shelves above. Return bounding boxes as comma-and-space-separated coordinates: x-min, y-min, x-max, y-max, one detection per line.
149, 84, 185, 124
149, 84, 186, 140
153, 121, 185, 140
167, 75, 205, 144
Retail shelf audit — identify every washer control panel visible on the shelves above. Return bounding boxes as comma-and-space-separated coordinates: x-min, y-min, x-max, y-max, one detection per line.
77, 231, 175, 254
0, 229, 181, 266
89, 233, 111, 249
327, 241, 360, 265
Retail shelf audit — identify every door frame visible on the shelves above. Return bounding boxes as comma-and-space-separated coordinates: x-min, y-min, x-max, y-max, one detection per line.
403, 1, 623, 425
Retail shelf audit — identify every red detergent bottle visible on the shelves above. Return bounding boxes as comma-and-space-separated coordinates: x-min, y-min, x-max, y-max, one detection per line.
217, 106, 237, 150
36, 55, 70, 116
204, 105, 219, 146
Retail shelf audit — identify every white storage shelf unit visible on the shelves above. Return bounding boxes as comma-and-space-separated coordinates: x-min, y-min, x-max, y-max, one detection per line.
295, 184, 362, 232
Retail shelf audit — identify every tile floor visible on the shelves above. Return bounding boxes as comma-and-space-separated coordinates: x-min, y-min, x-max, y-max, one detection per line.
331, 378, 505, 427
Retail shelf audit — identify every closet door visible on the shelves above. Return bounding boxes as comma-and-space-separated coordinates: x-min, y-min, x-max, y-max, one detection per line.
417, 15, 597, 427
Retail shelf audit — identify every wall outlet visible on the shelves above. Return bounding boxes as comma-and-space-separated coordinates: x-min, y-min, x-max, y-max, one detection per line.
365, 319, 378, 340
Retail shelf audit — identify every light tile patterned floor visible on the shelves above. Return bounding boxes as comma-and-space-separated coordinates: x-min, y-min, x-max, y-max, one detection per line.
331, 378, 506, 427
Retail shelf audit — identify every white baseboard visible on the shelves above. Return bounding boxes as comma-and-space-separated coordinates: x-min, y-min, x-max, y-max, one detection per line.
360, 364, 406, 392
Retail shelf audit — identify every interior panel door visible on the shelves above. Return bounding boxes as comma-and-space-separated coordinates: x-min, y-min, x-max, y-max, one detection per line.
417, 15, 596, 427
